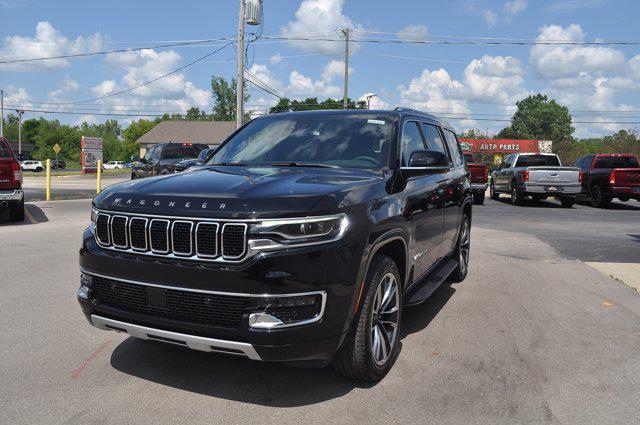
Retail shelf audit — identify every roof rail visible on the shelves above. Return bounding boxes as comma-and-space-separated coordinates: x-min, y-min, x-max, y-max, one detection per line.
394, 107, 422, 113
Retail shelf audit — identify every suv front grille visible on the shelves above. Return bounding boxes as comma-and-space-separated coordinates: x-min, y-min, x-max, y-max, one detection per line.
90, 276, 256, 328
95, 212, 248, 262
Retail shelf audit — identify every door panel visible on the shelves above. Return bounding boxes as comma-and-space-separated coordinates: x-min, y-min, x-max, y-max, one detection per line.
440, 129, 465, 257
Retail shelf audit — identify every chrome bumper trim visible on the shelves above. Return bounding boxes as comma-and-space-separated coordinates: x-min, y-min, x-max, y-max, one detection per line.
470, 183, 488, 191
523, 184, 581, 194
0, 189, 23, 202
90, 315, 262, 360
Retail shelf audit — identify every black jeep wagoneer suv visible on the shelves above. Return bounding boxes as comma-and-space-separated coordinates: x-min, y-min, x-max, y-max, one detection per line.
78, 108, 473, 381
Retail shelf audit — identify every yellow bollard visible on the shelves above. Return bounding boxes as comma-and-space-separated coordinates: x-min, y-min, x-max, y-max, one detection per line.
96, 159, 102, 194
45, 159, 51, 201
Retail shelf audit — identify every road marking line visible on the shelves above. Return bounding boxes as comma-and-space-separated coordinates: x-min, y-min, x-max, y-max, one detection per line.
24, 207, 36, 225
71, 340, 113, 380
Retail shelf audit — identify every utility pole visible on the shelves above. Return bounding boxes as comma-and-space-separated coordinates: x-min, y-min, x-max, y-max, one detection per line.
366, 94, 378, 110
342, 28, 349, 109
236, 0, 246, 129
0, 89, 4, 137
16, 110, 24, 155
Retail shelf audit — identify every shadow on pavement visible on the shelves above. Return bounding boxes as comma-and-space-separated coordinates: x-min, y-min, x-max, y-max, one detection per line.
0, 204, 49, 226
109, 283, 456, 405
495, 197, 565, 209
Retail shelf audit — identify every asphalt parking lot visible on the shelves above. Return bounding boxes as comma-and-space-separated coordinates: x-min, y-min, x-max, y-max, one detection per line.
1, 197, 639, 424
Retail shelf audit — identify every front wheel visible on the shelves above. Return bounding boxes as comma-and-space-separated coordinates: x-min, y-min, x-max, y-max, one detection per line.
332, 255, 402, 381
490, 181, 499, 200
9, 199, 25, 222
449, 214, 470, 283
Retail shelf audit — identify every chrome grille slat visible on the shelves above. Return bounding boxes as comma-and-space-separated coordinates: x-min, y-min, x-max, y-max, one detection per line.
94, 212, 247, 262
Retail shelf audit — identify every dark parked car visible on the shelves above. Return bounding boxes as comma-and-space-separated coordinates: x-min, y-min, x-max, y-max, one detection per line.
131, 142, 208, 179
574, 154, 640, 207
50, 159, 66, 169
0, 137, 24, 221
174, 147, 214, 171
78, 109, 473, 381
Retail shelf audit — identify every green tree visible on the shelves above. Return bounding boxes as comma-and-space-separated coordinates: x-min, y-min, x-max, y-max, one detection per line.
269, 97, 366, 113
603, 129, 639, 155
123, 119, 158, 160
211, 76, 249, 121
497, 94, 574, 142
460, 129, 490, 139
186, 106, 208, 120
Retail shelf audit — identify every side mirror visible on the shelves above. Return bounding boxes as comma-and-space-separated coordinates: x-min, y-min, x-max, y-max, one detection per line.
409, 150, 449, 167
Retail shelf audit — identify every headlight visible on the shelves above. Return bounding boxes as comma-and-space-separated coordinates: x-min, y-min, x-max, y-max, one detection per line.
249, 214, 348, 249
90, 208, 98, 224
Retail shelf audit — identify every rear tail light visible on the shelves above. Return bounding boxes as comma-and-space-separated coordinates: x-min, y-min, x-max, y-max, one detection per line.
522, 170, 529, 182
609, 171, 616, 185
11, 161, 22, 183
578, 171, 583, 184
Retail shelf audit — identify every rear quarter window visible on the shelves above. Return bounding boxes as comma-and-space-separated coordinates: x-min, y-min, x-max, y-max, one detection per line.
0, 140, 12, 158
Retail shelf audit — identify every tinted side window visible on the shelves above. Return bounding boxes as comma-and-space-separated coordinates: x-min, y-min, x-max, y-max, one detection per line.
401, 121, 426, 166
0, 140, 11, 158
143, 146, 155, 161
163, 144, 200, 159
443, 129, 463, 166
420, 123, 448, 159
151, 146, 162, 161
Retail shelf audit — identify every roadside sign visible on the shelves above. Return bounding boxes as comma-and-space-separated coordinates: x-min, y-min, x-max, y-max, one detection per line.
53, 143, 61, 154
81, 136, 103, 174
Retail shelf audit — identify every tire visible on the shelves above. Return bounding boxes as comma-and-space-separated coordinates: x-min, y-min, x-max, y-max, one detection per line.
510, 184, 524, 206
332, 255, 402, 381
449, 214, 470, 283
591, 186, 611, 208
131, 172, 137, 180
473, 191, 485, 205
560, 197, 575, 208
9, 199, 25, 222
35, 168, 42, 172
490, 180, 499, 200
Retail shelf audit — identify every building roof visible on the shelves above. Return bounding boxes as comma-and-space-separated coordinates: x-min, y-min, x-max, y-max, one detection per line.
135, 120, 236, 145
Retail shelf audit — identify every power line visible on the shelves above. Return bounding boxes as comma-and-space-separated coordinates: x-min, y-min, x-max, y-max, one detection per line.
7, 42, 233, 106
0, 38, 234, 65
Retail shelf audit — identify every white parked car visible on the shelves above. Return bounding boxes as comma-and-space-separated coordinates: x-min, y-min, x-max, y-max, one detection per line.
102, 161, 127, 170
20, 160, 44, 172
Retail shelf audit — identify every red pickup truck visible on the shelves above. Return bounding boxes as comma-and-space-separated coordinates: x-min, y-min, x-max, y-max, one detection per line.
463, 152, 488, 204
0, 137, 24, 221
574, 153, 640, 207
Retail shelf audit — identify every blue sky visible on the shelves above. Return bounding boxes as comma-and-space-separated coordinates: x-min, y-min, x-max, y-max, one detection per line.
1, 0, 639, 137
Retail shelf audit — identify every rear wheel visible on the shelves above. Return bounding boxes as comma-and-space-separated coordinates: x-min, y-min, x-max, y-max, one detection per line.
332, 255, 401, 381
510, 185, 524, 206
560, 197, 575, 208
473, 191, 485, 205
131, 172, 137, 180
449, 214, 470, 283
490, 181, 499, 200
591, 186, 611, 208
9, 199, 25, 222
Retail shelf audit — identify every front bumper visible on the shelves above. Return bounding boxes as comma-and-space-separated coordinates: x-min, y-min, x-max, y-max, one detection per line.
522, 183, 581, 195
469, 183, 488, 192
0, 189, 23, 203
78, 225, 364, 364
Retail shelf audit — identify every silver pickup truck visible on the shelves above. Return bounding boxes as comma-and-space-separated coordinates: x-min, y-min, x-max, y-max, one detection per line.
490, 153, 581, 207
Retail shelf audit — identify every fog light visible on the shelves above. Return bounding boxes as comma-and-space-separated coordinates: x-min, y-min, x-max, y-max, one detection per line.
80, 272, 92, 286
77, 285, 91, 300
249, 294, 324, 329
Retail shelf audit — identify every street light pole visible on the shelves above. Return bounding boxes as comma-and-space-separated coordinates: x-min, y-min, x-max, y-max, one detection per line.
366, 94, 378, 110
236, 0, 246, 129
342, 28, 350, 109
16, 109, 24, 155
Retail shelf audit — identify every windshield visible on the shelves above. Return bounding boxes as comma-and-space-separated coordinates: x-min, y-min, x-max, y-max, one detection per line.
209, 113, 394, 169
515, 155, 560, 167
595, 156, 639, 168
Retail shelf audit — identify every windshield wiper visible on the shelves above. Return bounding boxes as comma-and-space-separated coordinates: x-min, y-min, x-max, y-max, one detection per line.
262, 162, 338, 169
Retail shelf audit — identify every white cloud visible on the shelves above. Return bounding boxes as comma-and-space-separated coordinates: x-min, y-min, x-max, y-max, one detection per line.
463, 55, 528, 105
0, 21, 103, 72
547, 0, 610, 12
281, 0, 362, 53
530, 24, 626, 79
247, 63, 286, 94
288, 70, 342, 98
270, 53, 283, 65
482, 10, 498, 27
397, 25, 429, 42
320, 59, 351, 83
359, 93, 389, 109
48, 78, 80, 101
5, 85, 33, 109
504, 0, 528, 15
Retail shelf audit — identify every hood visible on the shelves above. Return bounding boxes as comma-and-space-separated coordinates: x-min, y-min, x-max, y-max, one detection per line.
94, 165, 383, 218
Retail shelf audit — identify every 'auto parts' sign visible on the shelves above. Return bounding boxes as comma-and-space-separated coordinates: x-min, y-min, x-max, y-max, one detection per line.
82, 136, 103, 174
459, 139, 551, 153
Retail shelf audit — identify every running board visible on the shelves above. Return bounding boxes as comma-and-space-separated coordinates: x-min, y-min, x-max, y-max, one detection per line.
403, 258, 458, 306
